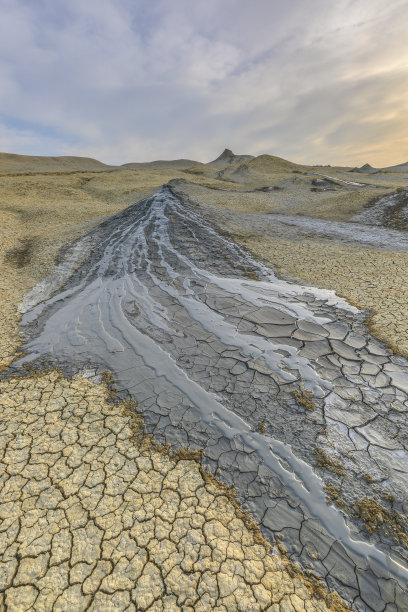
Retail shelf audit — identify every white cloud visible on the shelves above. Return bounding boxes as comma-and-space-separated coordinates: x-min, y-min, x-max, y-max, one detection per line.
0, 0, 407, 165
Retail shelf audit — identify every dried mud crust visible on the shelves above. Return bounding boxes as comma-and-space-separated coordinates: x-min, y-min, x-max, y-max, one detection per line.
13, 187, 408, 610
0, 168, 352, 611
234, 235, 408, 359
0, 371, 348, 611
1, 165, 406, 610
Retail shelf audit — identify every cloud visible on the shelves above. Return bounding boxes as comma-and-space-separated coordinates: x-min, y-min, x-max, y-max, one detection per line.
0, 0, 407, 165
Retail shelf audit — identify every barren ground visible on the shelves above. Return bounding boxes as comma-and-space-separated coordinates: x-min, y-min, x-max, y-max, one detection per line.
1, 152, 407, 610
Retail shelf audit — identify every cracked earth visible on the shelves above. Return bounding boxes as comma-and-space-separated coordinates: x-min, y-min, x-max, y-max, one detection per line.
1, 157, 408, 611
2, 371, 346, 611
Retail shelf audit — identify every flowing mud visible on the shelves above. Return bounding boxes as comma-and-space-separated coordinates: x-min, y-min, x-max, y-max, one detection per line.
13, 187, 408, 611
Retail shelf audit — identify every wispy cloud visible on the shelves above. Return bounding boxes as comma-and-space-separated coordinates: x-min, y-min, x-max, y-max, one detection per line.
1, 0, 407, 165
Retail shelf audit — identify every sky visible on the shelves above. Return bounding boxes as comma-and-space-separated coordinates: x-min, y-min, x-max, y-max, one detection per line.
1, 0, 408, 166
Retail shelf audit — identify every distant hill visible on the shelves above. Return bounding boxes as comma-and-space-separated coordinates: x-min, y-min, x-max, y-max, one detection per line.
383, 161, 408, 173
206, 152, 309, 186
351, 161, 408, 174
0, 152, 203, 174
0, 153, 112, 172
122, 159, 201, 171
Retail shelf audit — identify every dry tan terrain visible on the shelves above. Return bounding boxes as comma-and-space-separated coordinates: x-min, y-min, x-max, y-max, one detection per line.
1, 151, 407, 609
0, 369, 349, 611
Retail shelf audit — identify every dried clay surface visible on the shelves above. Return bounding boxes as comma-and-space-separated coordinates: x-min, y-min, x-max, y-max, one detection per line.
12, 187, 408, 611
0, 371, 348, 611
1, 152, 408, 611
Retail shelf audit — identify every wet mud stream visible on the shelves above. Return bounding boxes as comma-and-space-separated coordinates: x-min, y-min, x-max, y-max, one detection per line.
14, 187, 408, 610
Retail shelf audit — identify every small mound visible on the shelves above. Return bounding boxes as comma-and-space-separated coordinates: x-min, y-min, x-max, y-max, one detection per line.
351, 163, 376, 173
248, 154, 305, 175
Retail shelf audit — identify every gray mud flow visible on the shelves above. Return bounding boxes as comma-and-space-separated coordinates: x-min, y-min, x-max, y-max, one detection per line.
261, 213, 408, 251
15, 186, 408, 611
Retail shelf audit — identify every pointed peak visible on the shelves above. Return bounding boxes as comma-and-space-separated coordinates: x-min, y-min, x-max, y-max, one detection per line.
215, 148, 235, 161
209, 148, 254, 166
351, 162, 376, 173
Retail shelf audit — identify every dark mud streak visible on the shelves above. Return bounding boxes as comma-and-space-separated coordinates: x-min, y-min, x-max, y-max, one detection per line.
4, 237, 36, 268
353, 189, 408, 231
